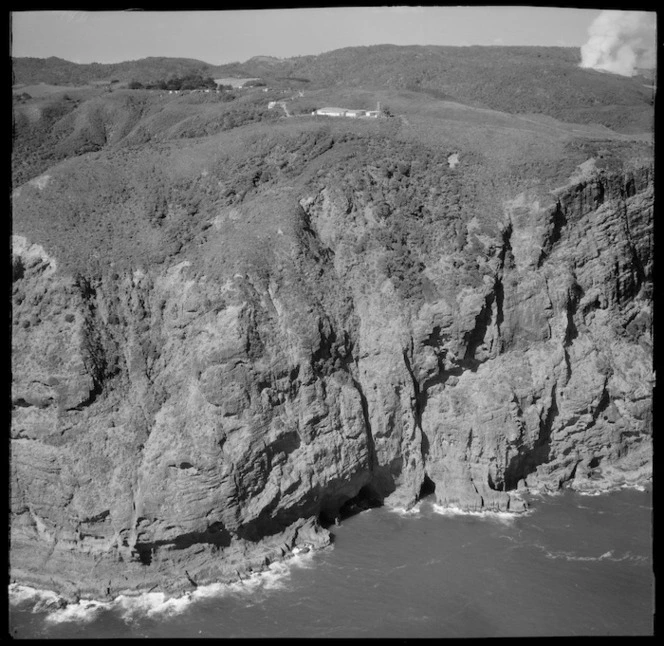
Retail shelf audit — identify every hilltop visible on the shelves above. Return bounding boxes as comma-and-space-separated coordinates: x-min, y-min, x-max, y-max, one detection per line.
13, 45, 655, 133
12, 55, 212, 86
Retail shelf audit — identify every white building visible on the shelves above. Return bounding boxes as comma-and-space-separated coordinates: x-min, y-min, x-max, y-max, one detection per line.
313, 105, 382, 118
314, 107, 348, 117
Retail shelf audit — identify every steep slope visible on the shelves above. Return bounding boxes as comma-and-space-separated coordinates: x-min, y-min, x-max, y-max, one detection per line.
12, 88, 282, 187
11, 85, 653, 602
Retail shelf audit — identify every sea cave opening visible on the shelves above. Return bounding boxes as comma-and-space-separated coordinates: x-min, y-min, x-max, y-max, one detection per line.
418, 474, 436, 500
319, 484, 384, 528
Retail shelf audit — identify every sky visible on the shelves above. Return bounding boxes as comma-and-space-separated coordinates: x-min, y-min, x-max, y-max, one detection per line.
10, 7, 610, 65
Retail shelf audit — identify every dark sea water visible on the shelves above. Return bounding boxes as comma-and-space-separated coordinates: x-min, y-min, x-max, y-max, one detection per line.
9, 486, 653, 638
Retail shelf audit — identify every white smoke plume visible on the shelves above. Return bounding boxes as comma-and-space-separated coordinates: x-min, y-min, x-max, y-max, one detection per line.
580, 10, 656, 76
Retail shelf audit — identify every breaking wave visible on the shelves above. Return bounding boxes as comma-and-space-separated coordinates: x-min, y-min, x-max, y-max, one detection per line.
9, 584, 62, 611
384, 501, 423, 517
9, 548, 323, 625
46, 600, 112, 624
578, 481, 649, 496
8, 584, 108, 625
116, 550, 320, 622
115, 592, 193, 622
431, 504, 531, 524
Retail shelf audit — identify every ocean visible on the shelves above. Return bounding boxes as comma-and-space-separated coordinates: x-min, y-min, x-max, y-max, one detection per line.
9, 486, 653, 638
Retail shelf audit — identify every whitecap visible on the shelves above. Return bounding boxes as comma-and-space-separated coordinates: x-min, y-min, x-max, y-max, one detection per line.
117, 547, 319, 619
259, 566, 291, 590
116, 591, 194, 622
619, 551, 650, 564
622, 483, 648, 492
540, 548, 648, 563
577, 481, 650, 496
541, 548, 598, 561
431, 504, 529, 524
12, 545, 325, 624
9, 584, 61, 609
238, 563, 289, 592
384, 501, 422, 517
289, 551, 318, 570
189, 581, 228, 601
45, 599, 111, 624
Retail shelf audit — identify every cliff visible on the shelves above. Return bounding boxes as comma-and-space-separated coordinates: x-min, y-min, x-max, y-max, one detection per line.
11, 98, 652, 603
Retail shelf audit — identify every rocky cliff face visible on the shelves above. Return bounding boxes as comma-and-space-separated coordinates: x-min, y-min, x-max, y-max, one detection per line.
11, 130, 652, 602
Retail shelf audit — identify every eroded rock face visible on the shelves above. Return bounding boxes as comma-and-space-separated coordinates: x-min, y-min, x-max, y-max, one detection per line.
10, 162, 652, 601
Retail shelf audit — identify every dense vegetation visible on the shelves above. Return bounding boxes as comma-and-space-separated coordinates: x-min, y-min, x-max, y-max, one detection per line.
14, 102, 650, 294
12, 45, 653, 304
13, 45, 654, 133
12, 56, 211, 86
11, 89, 281, 187
12, 93, 84, 186
239, 45, 653, 132
127, 73, 218, 91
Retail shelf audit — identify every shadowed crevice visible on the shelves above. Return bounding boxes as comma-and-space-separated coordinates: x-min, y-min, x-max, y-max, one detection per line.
132, 522, 232, 565
503, 385, 558, 491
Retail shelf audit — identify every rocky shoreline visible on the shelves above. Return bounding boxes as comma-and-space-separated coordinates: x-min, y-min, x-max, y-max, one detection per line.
10, 472, 651, 610
10, 515, 331, 605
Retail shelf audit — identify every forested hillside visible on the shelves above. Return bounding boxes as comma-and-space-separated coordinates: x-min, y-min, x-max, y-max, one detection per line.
12, 56, 211, 86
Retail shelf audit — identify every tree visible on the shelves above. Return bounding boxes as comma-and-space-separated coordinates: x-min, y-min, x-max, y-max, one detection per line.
180, 77, 200, 90
128, 80, 144, 90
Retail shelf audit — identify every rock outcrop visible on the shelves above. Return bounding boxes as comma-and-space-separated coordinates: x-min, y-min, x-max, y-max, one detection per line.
11, 123, 652, 602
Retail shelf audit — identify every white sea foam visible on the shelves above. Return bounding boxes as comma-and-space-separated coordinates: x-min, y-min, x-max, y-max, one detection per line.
112, 547, 321, 623
431, 504, 529, 524
623, 483, 648, 492
9, 584, 61, 609
45, 599, 111, 624
578, 481, 649, 496
530, 488, 564, 498
116, 591, 193, 622
541, 548, 648, 564
10, 546, 322, 626
288, 549, 318, 569
385, 501, 423, 517
8, 584, 110, 624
